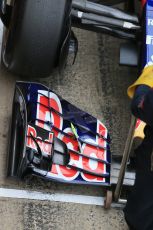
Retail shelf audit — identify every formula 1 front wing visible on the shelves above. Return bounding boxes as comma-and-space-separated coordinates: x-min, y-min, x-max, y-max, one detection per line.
7, 82, 111, 186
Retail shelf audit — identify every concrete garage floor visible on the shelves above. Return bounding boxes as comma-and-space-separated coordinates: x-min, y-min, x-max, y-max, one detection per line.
0, 17, 138, 229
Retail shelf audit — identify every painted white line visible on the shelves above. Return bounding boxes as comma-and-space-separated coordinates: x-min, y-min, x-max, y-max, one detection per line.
0, 188, 125, 209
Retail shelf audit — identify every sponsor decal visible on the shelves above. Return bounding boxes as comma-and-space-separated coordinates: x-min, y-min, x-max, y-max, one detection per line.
148, 19, 153, 26
36, 90, 63, 137
35, 90, 108, 183
81, 121, 107, 183
146, 35, 153, 45
27, 125, 54, 155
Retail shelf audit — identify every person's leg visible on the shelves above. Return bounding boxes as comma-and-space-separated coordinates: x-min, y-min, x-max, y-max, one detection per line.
124, 138, 153, 230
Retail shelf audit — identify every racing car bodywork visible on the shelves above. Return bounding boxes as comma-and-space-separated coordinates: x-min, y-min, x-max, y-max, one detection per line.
8, 82, 111, 185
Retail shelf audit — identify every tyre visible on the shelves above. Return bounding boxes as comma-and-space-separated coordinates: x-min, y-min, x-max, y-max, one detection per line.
2, 0, 72, 78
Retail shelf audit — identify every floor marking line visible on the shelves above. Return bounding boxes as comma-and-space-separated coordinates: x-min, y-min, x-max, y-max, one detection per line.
0, 188, 124, 208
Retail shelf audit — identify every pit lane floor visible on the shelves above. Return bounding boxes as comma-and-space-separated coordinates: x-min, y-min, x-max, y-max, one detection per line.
0, 19, 137, 229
